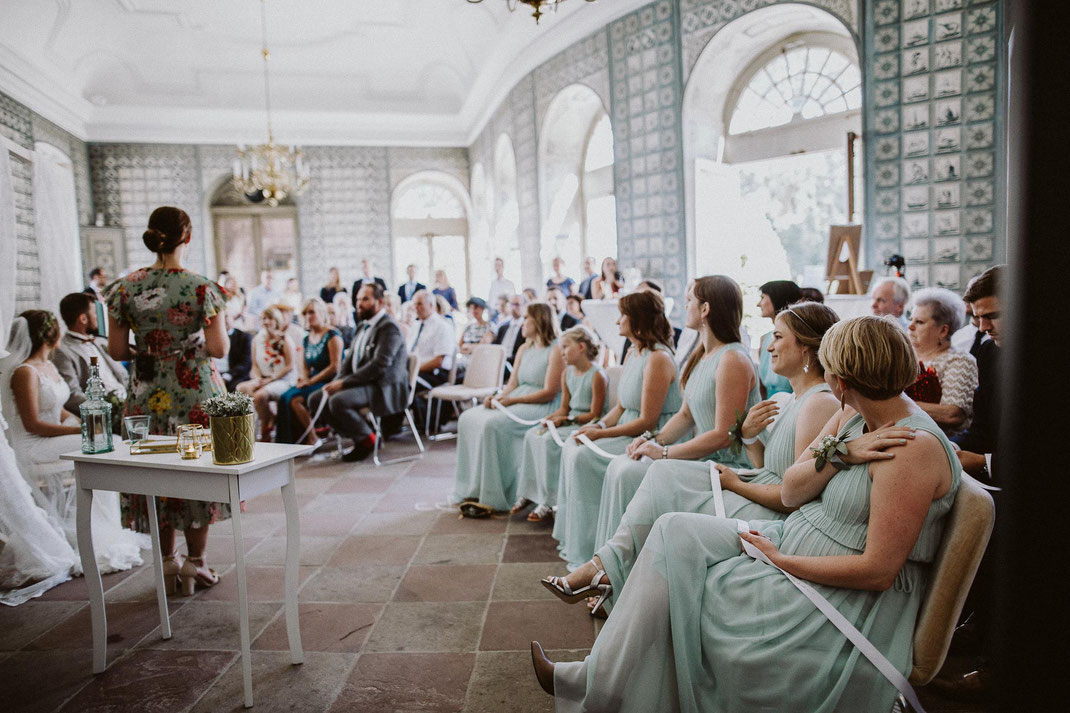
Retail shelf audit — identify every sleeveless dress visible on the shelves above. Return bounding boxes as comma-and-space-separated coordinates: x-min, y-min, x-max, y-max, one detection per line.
596, 382, 831, 611
515, 364, 606, 508
555, 411, 961, 712
3, 363, 147, 582
106, 267, 229, 532
758, 330, 793, 397
552, 345, 681, 570
593, 343, 759, 551
275, 328, 342, 443
451, 343, 561, 510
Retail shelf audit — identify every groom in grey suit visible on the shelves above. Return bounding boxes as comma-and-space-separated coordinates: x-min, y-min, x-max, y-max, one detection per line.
310, 282, 408, 462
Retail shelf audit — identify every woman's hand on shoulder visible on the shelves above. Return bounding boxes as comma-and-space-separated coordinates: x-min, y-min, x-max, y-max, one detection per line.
842, 426, 917, 465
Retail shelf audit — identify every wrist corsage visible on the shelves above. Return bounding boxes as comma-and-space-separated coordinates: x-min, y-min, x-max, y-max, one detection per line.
727, 409, 747, 455
810, 434, 849, 471
640, 429, 658, 442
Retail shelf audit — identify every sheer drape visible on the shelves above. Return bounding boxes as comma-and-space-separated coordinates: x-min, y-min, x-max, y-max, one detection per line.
32, 143, 82, 313
0, 148, 17, 335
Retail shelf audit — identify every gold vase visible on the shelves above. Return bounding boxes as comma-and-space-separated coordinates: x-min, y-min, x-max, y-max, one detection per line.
210, 413, 255, 465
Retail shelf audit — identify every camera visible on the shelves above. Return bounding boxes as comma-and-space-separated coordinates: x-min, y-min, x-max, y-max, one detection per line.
884, 254, 905, 278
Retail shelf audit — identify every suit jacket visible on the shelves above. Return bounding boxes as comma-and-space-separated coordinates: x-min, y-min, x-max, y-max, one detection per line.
225, 329, 253, 390
492, 318, 524, 364
337, 313, 409, 416
953, 339, 1000, 455
397, 281, 426, 303
352, 277, 388, 298
561, 313, 580, 331
52, 332, 130, 412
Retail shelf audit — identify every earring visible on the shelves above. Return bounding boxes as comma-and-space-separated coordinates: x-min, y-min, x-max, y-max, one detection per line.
803, 357, 809, 374
839, 390, 846, 411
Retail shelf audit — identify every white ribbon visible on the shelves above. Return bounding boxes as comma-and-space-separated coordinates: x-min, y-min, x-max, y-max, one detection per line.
545, 420, 566, 447
708, 462, 727, 519
739, 536, 926, 712
296, 389, 332, 445
491, 398, 545, 426
576, 433, 616, 459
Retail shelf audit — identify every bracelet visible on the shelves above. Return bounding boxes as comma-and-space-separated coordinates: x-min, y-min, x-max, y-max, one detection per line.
662, 443, 669, 459
810, 434, 848, 471
595, 419, 606, 429
741, 434, 760, 446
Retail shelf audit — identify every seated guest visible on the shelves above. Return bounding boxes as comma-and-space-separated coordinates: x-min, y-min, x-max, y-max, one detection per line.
54, 292, 128, 412
522, 287, 539, 303
224, 279, 251, 332
544, 301, 840, 615
756, 280, 803, 398
237, 307, 296, 441
456, 297, 495, 373
433, 270, 459, 311
397, 263, 425, 304
552, 291, 680, 570
591, 257, 624, 300
493, 293, 528, 370
398, 298, 417, 342
435, 293, 456, 323
247, 270, 280, 319
310, 283, 408, 462
281, 277, 303, 312
546, 256, 576, 295
382, 292, 404, 334
487, 256, 517, 316
83, 266, 109, 301
905, 288, 978, 436
275, 298, 343, 444
546, 287, 578, 331
532, 316, 960, 712
952, 265, 1002, 480
274, 303, 305, 359
515, 326, 607, 522
800, 286, 825, 303
565, 293, 585, 329
619, 280, 683, 361
409, 290, 456, 389
870, 275, 911, 328
578, 256, 598, 299
320, 266, 346, 305
329, 292, 356, 348
491, 295, 511, 331
217, 309, 252, 392
352, 258, 388, 294
452, 303, 564, 510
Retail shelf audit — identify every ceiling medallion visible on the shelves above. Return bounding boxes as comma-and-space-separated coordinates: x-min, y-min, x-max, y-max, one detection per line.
232, 0, 309, 207
466, 0, 597, 25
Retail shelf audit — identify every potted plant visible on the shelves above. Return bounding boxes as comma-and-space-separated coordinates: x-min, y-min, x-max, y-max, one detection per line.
202, 392, 256, 465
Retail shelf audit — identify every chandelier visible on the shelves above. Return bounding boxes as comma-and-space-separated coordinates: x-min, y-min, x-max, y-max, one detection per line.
232, 0, 309, 207
466, 0, 597, 24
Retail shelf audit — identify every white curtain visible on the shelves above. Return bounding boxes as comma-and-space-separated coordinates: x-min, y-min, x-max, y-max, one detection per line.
0, 147, 17, 336
32, 143, 82, 313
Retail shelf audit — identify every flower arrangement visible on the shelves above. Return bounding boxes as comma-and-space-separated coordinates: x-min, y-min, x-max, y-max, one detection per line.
810, 434, 848, 471
202, 392, 254, 418
727, 409, 747, 455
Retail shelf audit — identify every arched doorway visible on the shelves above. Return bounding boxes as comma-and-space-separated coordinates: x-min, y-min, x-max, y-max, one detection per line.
210, 182, 299, 292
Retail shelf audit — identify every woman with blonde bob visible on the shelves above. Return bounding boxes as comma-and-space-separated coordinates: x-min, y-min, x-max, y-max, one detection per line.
532, 316, 961, 712
452, 303, 564, 511
237, 306, 297, 441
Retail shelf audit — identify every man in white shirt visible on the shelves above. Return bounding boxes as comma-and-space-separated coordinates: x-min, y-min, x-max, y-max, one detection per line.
247, 271, 280, 318
54, 292, 128, 412
397, 263, 425, 303
83, 267, 109, 302
870, 276, 911, 330
487, 257, 516, 312
409, 289, 455, 389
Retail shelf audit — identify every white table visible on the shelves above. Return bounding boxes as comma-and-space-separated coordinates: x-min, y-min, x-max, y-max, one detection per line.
61, 441, 313, 708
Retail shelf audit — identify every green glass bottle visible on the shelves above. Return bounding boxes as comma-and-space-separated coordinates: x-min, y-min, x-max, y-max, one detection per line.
80, 356, 114, 454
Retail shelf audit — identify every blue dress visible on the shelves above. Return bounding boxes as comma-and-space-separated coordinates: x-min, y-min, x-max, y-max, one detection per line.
276, 328, 341, 443
758, 330, 793, 398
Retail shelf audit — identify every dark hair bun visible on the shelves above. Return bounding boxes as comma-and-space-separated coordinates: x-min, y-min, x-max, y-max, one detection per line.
143, 206, 191, 254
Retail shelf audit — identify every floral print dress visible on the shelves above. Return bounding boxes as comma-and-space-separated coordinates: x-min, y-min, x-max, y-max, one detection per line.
106, 267, 230, 532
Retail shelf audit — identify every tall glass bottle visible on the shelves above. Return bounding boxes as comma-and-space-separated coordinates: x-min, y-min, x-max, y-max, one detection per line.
80, 356, 114, 454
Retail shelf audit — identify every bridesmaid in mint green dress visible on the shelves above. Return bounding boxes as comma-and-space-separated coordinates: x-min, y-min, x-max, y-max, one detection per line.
534, 316, 960, 713
549, 302, 842, 613
451, 303, 563, 511
514, 326, 607, 522
593, 276, 760, 551
552, 291, 679, 570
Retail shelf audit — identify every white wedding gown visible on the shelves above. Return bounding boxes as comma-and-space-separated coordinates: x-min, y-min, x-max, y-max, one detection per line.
0, 363, 147, 605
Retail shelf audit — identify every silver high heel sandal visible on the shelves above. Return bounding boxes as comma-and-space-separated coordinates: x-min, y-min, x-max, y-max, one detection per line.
541, 568, 612, 614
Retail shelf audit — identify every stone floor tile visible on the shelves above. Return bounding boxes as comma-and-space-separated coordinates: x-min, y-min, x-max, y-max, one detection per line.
190, 650, 357, 713
394, 565, 497, 602
254, 603, 381, 653
501, 534, 563, 563
0, 600, 84, 650
195, 565, 317, 602
37, 566, 141, 602
325, 474, 396, 495
479, 601, 596, 651
241, 493, 313, 514
143, 601, 280, 651
0, 650, 96, 713
57, 649, 235, 712
352, 510, 437, 536
245, 535, 341, 566
461, 649, 588, 713
412, 534, 504, 566
203, 536, 266, 566
326, 535, 422, 567
299, 565, 405, 603
430, 511, 509, 535
505, 510, 557, 534
363, 602, 486, 653
25, 600, 182, 658
294, 475, 338, 497
329, 652, 475, 713
490, 562, 569, 601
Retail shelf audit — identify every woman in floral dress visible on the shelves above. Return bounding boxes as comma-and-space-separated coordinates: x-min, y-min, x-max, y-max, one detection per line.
106, 206, 230, 590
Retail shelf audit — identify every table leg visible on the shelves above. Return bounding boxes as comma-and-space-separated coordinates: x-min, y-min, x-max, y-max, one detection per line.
145, 495, 171, 640
230, 476, 254, 708
76, 485, 106, 673
282, 460, 304, 665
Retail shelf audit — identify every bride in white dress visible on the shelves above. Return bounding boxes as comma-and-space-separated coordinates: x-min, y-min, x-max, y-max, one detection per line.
0, 312, 146, 605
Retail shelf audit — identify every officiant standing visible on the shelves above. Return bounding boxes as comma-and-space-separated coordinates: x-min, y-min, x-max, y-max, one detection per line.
54, 292, 128, 413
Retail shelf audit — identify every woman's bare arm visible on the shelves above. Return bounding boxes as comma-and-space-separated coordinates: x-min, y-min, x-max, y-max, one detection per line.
11, 368, 81, 437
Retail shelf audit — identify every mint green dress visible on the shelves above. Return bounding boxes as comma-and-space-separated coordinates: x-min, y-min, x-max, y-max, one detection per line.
597, 382, 831, 611
552, 345, 680, 570
515, 365, 605, 508
450, 343, 560, 510
556, 411, 960, 713
593, 343, 759, 552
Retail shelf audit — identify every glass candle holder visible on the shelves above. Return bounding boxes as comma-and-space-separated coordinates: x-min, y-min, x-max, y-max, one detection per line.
177, 424, 204, 460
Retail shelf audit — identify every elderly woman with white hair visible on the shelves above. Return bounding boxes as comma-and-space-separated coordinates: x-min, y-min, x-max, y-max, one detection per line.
905, 287, 978, 436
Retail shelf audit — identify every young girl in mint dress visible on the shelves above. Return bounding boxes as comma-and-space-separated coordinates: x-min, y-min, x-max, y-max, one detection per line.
451, 303, 563, 511
591, 276, 761, 554
513, 325, 607, 522
532, 316, 960, 713
552, 291, 680, 569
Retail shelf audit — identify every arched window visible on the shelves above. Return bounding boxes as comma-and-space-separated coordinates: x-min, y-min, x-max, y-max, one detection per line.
493, 135, 521, 283
210, 181, 299, 293
391, 174, 471, 303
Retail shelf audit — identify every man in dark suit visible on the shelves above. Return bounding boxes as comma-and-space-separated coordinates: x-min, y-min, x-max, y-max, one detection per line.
219, 310, 252, 391
492, 293, 526, 371
351, 258, 388, 298
311, 282, 408, 462
397, 263, 426, 304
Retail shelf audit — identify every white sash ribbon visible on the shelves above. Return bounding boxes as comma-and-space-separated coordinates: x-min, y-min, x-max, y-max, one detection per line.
296, 389, 332, 445
491, 398, 545, 426
576, 433, 617, 459
545, 420, 567, 447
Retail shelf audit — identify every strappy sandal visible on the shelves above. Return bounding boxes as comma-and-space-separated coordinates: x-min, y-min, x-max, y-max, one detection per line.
179, 556, 220, 596
162, 554, 183, 595
510, 498, 533, 515
459, 501, 494, 519
527, 504, 553, 523
541, 568, 612, 613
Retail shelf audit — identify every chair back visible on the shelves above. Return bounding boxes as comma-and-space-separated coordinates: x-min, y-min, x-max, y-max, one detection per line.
463, 344, 505, 390
405, 353, 422, 406
604, 366, 623, 414
909, 473, 995, 684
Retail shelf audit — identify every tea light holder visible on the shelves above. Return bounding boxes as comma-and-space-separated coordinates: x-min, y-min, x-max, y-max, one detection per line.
177, 424, 204, 460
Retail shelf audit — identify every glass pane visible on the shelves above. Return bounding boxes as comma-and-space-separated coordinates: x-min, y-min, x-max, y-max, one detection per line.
584, 115, 615, 172
431, 234, 469, 305
394, 183, 465, 219
260, 216, 298, 287
215, 216, 258, 290
395, 236, 431, 288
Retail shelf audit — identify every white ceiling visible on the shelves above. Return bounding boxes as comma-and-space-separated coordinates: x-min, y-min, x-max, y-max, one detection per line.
0, 0, 650, 146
